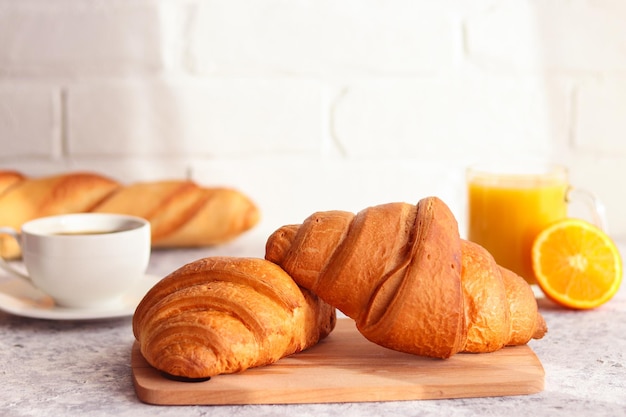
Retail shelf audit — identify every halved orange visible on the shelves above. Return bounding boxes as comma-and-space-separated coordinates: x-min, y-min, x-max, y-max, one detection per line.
531, 218, 622, 310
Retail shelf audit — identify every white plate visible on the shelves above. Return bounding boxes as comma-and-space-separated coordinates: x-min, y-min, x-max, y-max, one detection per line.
0, 274, 160, 320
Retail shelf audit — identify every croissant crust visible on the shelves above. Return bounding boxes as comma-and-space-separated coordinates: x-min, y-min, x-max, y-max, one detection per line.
265, 196, 547, 358
133, 257, 336, 378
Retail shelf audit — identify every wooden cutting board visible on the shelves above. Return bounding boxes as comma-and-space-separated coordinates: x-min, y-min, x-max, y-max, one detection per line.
132, 319, 544, 405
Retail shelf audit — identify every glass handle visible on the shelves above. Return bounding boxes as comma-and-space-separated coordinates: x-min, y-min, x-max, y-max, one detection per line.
566, 187, 608, 232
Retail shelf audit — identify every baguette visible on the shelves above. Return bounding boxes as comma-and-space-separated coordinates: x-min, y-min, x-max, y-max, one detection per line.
0, 170, 26, 196
0, 172, 120, 259
0, 171, 259, 259
92, 180, 259, 247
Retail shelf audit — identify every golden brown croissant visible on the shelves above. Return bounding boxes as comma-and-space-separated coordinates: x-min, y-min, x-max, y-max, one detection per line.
133, 257, 336, 378
461, 240, 546, 352
265, 196, 547, 359
0, 171, 260, 259
500, 265, 547, 346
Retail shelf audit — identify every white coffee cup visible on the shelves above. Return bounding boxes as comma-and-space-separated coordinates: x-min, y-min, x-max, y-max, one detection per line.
0, 213, 151, 309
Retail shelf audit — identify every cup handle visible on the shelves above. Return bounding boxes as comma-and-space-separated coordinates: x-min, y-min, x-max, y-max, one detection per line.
566, 187, 608, 231
0, 227, 32, 282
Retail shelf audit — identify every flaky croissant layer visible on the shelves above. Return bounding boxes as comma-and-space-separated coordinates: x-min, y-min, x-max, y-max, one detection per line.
133, 257, 336, 378
265, 196, 547, 359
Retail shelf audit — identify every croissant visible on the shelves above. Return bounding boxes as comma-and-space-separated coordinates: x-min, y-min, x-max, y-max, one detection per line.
460, 239, 546, 352
133, 256, 336, 378
265, 196, 547, 359
0, 171, 260, 259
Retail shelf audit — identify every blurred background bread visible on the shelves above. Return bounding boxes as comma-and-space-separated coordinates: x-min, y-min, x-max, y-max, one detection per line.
0, 171, 259, 259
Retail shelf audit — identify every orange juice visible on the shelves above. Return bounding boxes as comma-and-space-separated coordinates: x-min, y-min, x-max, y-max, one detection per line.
467, 165, 568, 284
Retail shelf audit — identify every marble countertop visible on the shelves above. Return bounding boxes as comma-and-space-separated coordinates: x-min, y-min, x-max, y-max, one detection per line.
1, 230, 625, 417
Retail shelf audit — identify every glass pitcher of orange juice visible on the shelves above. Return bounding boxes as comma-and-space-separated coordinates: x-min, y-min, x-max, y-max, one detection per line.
467, 163, 605, 284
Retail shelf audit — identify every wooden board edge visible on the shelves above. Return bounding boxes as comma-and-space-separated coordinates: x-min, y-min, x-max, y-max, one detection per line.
131, 320, 545, 406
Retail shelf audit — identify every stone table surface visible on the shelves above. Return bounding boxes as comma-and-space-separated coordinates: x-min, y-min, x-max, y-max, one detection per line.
1, 233, 625, 417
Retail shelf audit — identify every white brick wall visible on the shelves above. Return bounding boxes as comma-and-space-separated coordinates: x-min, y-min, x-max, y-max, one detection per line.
66, 78, 324, 157
0, 0, 625, 241
0, 1, 165, 77
576, 79, 626, 156
188, 0, 456, 75
465, 0, 626, 72
331, 75, 566, 161
0, 84, 61, 156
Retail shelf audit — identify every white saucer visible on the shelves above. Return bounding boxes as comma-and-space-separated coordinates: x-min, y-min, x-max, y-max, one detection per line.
0, 274, 160, 320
